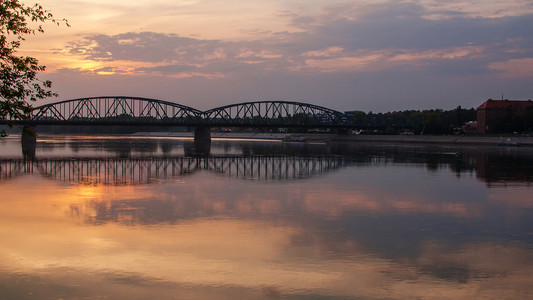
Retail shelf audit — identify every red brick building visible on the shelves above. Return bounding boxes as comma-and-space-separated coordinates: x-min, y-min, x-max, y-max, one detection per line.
477, 99, 533, 133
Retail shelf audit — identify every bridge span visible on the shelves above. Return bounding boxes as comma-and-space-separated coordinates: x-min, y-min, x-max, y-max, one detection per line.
28, 96, 353, 128
3, 96, 356, 155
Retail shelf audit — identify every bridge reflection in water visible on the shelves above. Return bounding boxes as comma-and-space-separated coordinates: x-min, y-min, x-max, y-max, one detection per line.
0, 155, 349, 185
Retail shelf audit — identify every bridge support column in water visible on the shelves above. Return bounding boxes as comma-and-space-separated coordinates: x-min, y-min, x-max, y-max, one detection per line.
21, 126, 36, 159
194, 127, 211, 154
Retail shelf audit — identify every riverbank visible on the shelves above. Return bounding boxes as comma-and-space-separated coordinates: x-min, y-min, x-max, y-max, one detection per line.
133, 131, 533, 146
329, 134, 533, 146
133, 132, 288, 140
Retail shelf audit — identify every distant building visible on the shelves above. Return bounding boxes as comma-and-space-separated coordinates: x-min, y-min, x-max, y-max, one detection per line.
476, 99, 533, 133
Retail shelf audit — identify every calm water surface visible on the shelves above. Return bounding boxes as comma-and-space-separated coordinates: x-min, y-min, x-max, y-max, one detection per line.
0, 135, 532, 299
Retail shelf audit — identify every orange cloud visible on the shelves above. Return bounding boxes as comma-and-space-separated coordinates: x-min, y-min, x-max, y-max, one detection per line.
302, 46, 485, 72
488, 58, 533, 78
420, 0, 533, 19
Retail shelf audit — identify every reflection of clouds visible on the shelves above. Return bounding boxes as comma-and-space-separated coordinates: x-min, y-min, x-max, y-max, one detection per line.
415, 241, 533, 298
1, 169, 532, 298
303, 188, 480, 218
417, 241, 526, 280
299, 167, 486, 218
1, 195, 532, 298
16, 161, 529, 226
486, 187, 533, 209
3, 153, 530, 227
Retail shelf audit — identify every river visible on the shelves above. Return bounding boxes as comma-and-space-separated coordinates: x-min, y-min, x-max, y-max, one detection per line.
0, 134, 532, 299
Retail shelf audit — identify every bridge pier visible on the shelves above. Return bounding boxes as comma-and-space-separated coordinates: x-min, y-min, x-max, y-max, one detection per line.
21, 126, 36, 159
194, 127, 211, 154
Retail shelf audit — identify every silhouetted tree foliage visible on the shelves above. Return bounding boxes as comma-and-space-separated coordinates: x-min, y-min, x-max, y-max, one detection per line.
0, 0, 68, 136
347, 106, 477, 134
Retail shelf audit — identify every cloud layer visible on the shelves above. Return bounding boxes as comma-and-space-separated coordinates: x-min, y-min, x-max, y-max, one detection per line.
35, 0, 533, 111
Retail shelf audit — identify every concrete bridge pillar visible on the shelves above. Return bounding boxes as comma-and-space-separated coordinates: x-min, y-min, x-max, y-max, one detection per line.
194, 127, 211, 154
21, 126, 37, 159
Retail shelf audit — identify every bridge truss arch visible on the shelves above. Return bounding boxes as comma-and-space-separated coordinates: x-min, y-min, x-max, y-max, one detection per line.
202, 101, 350, 128
32, 96, 203, 125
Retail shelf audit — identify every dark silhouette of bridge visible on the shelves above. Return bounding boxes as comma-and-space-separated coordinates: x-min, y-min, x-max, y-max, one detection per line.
21, 96, 352, 128
1, 96, 356, 155
0, 155, 349, 185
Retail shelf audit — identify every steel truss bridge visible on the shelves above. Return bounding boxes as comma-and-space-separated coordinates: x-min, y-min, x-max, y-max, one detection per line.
0, 155, 349, 185
16, 96, 353, 128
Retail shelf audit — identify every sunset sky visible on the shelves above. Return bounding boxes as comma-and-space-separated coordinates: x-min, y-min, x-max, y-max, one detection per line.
20, 0, 533, 112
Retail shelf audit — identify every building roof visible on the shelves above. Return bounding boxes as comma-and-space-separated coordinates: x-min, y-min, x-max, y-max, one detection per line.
477, 99, 533, 110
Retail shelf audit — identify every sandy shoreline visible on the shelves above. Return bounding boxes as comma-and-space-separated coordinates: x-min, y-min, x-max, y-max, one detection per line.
132, 132, 533, 146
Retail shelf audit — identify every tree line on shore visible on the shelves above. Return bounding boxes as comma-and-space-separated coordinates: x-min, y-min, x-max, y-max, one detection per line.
346, 106, 477, 134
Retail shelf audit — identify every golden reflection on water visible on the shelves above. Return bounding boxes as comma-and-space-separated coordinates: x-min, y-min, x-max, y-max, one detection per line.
0, 168, 532, 299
